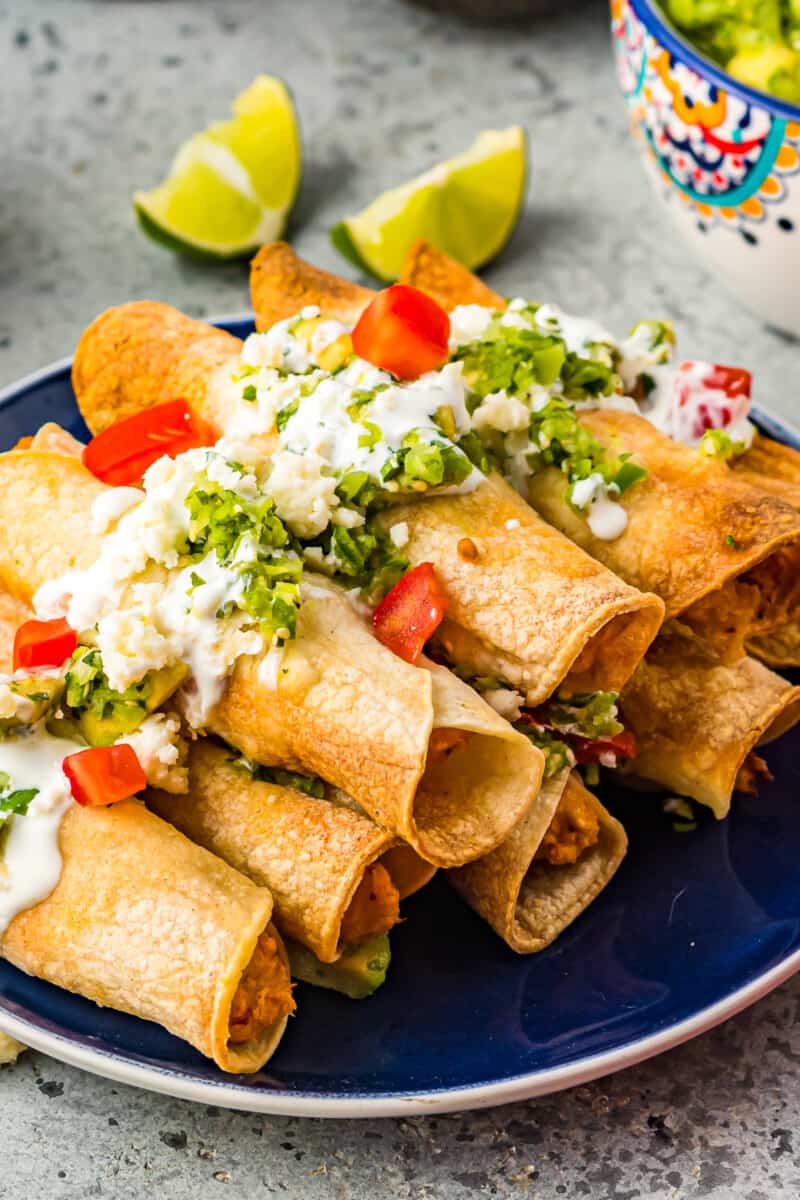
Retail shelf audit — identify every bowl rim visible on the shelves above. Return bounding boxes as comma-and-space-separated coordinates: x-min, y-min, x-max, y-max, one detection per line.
629, 0, 800, 123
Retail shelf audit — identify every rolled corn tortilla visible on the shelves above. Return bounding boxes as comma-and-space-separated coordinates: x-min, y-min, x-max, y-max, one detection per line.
0, 592, 294, 1073
0, 443, 540, 868
73, 286, 664, 706
733, 432, 800, 666
2, 800, 294, 1072
399, 241, 800, 664
149, 738, 412, 964
617, 629, 800, 818
448, 770, 627, 954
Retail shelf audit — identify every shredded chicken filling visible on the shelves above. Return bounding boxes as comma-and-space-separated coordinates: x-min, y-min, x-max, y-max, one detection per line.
735, 751, 774, 796
228, 931, 295, 1045
684, 545, 800, 664
339, 862, 400, 947
427, 727, 471, 763
535, 781, 600, 867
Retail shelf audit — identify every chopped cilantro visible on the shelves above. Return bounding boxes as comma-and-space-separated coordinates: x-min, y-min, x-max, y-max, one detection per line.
65, 645, 148, 725
357, 420, 383, 449
242, 384, 257, 402
0, 779, 38, 821
228, 754, 325, 798
516, 724, 575, 778
275, 397, 299, 432
536, 691, 623, 740
725, 533, 738, 548
381, 433, 473, 491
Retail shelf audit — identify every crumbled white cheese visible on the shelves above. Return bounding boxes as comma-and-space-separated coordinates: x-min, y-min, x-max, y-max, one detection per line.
267, 449, 340, 539
389, 521, 410, 548
482, 688, 524, 722
505, 518, 520, 532
448, 303, 493, 346
471, 390, 530, 435
119, 712, 187, 794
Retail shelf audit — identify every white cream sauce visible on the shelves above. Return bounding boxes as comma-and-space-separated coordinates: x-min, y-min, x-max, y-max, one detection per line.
0, 729, 82, 937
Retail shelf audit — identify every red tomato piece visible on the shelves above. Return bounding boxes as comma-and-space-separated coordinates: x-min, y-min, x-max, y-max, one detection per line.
702, 363, 752, 400
570, 730, 638, 765
352, 284, 451, 380
372, 562, 449, 664
13, 618, 77, 672
82, 399, 217, 487
63, 744, 147, 808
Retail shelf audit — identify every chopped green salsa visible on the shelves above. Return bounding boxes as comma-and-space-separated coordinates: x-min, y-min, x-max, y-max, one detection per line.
661, 1, 800, 102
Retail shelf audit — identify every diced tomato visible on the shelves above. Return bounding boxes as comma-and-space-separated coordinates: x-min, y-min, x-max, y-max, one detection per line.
13, 618, 77, 672
570, 729, 638, 765
63, 744, 146, 807
352, 285, 451, 380
701, 364, 751, 400
373, 562, 449, 664
82, 399, 216, 487
674, 361, 752, 442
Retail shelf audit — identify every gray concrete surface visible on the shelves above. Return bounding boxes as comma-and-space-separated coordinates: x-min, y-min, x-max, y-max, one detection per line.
1, 0, 799, 1195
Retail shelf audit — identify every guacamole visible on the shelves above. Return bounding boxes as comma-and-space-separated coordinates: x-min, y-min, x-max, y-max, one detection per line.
662, 0, 800, 103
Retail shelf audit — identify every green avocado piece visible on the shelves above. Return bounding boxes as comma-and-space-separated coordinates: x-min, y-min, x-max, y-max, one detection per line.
78, 662, 189, 747
0, 675, 65, 734
286, 933, 391, 999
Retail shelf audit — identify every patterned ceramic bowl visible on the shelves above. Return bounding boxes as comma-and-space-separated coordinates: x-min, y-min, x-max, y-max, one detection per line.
611, 0, 800, 335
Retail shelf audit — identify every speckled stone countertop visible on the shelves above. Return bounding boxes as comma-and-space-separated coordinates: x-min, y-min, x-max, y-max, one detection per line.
1, 0, 799, 1195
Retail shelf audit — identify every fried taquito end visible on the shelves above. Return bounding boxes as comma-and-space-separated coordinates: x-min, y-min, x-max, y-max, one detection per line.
148, 738, 406, 963
73, 300, 242, 437
251, 240, 375, 329
618, 629, 800, 818
448, 770, 627, 954
1, 802, 293, 1072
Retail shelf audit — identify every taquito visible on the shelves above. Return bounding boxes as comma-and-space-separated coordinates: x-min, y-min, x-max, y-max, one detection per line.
733, 432, 800, 666
73, 292, 664, 705
448, 770, 627, 953
399, 241, 800, 664
0, 443, 539, 867
2, 801, 293, 1072
0, 594, 293, 1073
618, 629, 800, 818
149, 738, 420, 963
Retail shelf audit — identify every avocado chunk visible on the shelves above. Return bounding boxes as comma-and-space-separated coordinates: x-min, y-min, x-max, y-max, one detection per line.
286, 933, 391, 999
0, 675, 65, 734
77, 661, 189, 747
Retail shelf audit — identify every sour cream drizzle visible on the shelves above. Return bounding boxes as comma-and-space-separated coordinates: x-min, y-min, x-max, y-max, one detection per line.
0, 729, 82, 936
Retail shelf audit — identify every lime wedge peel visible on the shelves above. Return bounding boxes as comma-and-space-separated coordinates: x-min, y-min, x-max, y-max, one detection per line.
134, 75, 301, 261
331, 126, 528, 282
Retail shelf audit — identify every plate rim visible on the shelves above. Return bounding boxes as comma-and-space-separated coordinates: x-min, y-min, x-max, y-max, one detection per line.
1, 322, 799, 1118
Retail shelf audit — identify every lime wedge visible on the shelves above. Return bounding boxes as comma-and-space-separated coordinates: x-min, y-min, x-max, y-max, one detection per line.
331, 127, 527, 282
134, 75, 301, 260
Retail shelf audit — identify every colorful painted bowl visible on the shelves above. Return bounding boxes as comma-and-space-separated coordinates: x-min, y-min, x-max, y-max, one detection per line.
611, 0, 800, 336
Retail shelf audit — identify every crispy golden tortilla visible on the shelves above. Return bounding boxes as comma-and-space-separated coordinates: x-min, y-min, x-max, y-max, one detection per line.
149, 738, 408, 964
733, 432, 800, 667
73, 284, 664, 705
619, 628, 800, 818
0, 590, 292, 1073
244, 244, 665, 700
449, 771, 627, 953
0, 443, 540, 868
2, 800, 292, 1072
399, 241, 800, 663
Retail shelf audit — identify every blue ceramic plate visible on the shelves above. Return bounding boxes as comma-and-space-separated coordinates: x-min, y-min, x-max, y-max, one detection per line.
1, 318, 799, 1117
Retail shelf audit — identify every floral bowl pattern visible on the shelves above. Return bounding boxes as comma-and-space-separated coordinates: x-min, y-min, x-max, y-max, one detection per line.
611, 0, 800, 336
